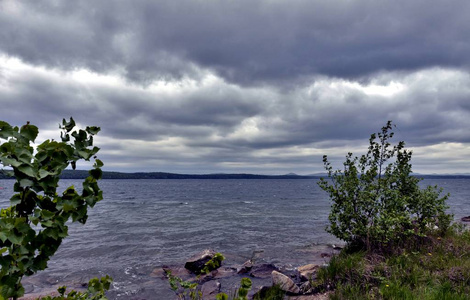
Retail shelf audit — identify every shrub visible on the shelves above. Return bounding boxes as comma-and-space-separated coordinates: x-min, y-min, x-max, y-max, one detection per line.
41, 275, 112, 300
318, 121, 452, 251
0, 118, 105, 299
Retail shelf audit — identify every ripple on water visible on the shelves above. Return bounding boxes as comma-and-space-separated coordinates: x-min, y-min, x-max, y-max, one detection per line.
1, 178, 468, 299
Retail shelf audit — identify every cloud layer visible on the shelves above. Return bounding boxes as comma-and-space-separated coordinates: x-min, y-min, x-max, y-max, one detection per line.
1, 0, 469, 174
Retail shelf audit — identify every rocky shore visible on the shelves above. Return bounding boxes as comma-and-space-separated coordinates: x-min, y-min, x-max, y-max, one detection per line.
19, 243, 342, 299
152, 246, 342, 299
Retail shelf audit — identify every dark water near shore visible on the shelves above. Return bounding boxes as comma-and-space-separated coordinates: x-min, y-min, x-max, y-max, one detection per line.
1, 179, 469, 299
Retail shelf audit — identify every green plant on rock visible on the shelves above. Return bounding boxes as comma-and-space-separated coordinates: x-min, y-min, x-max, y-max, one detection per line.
165, 270, 202, 300
200, 252, 225, 275
318, 121, 452, 251
41, 275, 112, 300
217, 277, 252, 300
233, 277, 252, 300
0, 118, 105, 299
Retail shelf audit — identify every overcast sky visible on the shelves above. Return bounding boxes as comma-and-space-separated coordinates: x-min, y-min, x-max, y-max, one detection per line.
1, 0, 469, 174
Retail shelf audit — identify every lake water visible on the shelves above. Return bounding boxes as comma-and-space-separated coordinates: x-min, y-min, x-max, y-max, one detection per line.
1, 178, 469, 299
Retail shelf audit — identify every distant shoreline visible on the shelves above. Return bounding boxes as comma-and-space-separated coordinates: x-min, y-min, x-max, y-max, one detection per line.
1, 170, 470, 180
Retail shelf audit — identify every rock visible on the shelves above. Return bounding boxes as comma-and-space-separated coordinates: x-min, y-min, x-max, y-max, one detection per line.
23, 283, 34, 294
151, 266, 190, 279
330, 244, 343, 250
201, 280, 221, 300
250, 263, 279, 278
184, 249, 216, 274
299, 281, 313, 294
297, 264, 318, 281
272, 270, 301, 295
237, 260, 253, 274
213, 267, 237, 279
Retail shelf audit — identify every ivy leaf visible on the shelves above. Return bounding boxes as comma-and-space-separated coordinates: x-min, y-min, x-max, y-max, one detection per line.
2, 170, 14, 177
77, 149, 91, 160
35, 151, 48, 163
37, 169, 51, 180
0, 157, 21, 168
90, 168, 103, 180
60, 131, 70, 142
18, 164, 35, 178
19, 178, 34, 188
10, 194, 22, 206
86, 126, 100, 135
0, 121, 16, 140
93, 159, 104, 168
62, 117, 76, 132
6, 232, 22, 244
0, 232, 7, 243
20, 124, 39, 142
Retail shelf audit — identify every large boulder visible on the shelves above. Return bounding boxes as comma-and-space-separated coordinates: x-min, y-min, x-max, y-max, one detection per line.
249, 263, 279, 278
272, 270, 301, 295
184, 249, 217, 274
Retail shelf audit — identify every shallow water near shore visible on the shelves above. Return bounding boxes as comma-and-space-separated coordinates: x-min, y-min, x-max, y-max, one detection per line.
1, 178, 469, 299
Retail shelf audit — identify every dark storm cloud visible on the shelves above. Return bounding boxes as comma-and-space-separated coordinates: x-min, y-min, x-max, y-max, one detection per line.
1, 59, 469, 173
2, 0, 470, 85
1, 1, 470, 174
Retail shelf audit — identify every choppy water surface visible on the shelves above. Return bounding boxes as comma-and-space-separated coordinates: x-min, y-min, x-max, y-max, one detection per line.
0, 178, 469, 299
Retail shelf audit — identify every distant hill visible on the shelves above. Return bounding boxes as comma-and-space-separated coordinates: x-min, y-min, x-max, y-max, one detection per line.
1, 170, 469, 180
0, 170, 319, 180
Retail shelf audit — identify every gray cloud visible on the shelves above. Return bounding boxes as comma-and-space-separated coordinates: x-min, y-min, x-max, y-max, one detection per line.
2, 0, 470, 86
2, 54, 469, 173
1, 1, 469, 174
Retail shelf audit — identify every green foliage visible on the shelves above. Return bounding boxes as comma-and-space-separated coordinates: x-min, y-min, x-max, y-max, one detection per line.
40, 276, 112, 300
252, 284, 284, 300
165, 264, 252, 300
318, 121, 452, 250
316, 251, 366, 290
318, 227, 470, 299
200, 252, 225, 275
165, 270, 202, 300
219, 277, 252, 300
0, 118, 104, 299
228, 277, 252, 300
165, 253, 227, 299
216, 293, 229, 300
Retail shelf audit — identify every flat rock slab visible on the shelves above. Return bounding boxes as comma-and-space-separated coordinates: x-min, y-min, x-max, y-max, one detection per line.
201, 280, 221, 300
249, 263, 279, 278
